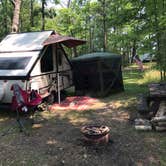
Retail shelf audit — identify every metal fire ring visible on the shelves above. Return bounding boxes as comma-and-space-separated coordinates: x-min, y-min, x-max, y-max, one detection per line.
81, 125, 110, 143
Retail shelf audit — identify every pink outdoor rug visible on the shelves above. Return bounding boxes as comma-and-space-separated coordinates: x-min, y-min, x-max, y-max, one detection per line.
50, 96, 98, 111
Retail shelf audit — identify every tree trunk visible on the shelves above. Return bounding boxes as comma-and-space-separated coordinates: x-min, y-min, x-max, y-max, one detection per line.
131, 40, 136, 63
89, 27, 92, 52
11, 0, 21, 33
102, 0, 106, 51
67, 0, 71, 8
153, 0, 164, 81
30, 0, 34, 27
1, 0, 8, 35
103, 16, 107, 51
2, 0, 8, 34
89, 16, 93, 52
41, 0, 45, 31
73, 47, 77, 57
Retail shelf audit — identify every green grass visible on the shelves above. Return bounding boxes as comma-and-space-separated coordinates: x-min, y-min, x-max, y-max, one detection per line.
123, 64, 165, 165
123, 70, 147, 95
123, 63, 161, 95
139, 70, 161, 85
159, 137, 166, 165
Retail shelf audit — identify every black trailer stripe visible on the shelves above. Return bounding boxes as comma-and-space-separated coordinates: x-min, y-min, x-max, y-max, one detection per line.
0, 76, 29, 80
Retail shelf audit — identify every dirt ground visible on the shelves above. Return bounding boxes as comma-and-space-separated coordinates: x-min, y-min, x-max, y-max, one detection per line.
0, 95, 165, 166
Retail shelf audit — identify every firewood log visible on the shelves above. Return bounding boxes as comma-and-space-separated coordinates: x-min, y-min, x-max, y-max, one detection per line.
157, 122, 166, 127
137, 94, 149, 112
134, 118, 150, 125
149, 100, 160, 116
135, 125, 152, 131
148, 83, 166, 97
151, 116, 166, 123
155, 101, 166, 117
155, 126, 166, 131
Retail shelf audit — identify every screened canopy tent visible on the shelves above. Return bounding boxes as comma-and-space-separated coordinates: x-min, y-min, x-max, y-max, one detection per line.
72, 52, 124, 97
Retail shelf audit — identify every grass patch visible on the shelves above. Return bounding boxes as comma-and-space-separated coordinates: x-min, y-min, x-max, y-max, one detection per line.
123, 69, 147, 95
159, 136, 166, 165
138, 70, 161, 85
123, 63, 165, 165
123, 63, 161, 96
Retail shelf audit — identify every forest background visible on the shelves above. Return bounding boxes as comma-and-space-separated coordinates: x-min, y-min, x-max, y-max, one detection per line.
0, 0, 165, 79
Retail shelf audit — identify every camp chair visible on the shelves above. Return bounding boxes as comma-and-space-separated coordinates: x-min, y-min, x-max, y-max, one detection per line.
11, 84, 42, 132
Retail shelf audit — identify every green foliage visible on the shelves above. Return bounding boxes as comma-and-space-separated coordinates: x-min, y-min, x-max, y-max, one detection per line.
0, 0, 13, 38
0, 0, 165, 79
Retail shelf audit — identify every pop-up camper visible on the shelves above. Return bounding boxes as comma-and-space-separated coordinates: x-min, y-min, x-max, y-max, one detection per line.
0, 30, 85, 105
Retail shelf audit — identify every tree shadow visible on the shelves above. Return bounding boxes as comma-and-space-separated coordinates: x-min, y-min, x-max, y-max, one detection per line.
0, 100, 163, 166
0, 67, 162, 166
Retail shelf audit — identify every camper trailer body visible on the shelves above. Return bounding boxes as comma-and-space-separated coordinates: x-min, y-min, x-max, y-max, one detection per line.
0, 31, 72, 104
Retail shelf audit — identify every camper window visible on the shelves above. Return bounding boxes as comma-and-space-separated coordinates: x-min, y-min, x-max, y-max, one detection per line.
0, 57, 31, 70
41, 46, 53, 73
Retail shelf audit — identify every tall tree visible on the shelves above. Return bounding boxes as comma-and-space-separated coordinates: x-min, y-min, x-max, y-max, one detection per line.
41, 0, 59, 30
30, 0, 34, 27
67, 0, 71, 8
11, 0, 21, 33
0, 0, 8, 35
98, 0, 107, 51
41, 0, 46, 30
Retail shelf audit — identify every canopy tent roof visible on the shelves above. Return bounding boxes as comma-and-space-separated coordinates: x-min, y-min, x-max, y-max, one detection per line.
72, 52, 121, 62
43, 34, 86, 48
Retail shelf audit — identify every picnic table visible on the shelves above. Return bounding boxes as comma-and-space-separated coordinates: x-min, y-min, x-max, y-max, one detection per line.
137, 82, 166, 113
148, 83, 166, 100
136, 82, 166, 131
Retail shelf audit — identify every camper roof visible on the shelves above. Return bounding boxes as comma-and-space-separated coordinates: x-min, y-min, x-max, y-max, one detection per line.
0, 31, 53, 52
0, 31, 53, 78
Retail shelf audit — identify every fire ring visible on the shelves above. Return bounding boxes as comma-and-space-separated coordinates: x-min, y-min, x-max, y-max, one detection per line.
81, 125, 110, 144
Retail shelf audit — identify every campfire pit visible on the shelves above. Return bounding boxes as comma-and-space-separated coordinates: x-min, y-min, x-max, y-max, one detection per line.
81, 125, 110, 144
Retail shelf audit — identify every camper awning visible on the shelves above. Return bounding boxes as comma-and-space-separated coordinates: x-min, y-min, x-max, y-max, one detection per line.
43, 34, 86, 48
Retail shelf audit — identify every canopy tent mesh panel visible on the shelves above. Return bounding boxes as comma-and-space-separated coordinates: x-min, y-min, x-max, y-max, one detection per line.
72, 52, 124, 97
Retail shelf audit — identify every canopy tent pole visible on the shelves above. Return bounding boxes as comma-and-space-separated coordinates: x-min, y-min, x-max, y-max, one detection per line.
55, 44, 61, 104
57, 73, 61, 104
